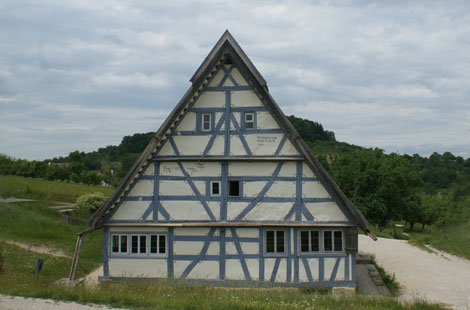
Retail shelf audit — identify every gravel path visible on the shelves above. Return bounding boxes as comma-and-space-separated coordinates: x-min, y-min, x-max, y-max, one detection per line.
0, 294, 126, 310
359, 235, 470, 310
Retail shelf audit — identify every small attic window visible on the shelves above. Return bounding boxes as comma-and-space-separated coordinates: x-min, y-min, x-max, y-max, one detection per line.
244, 112, 255, 130
202, 113, 211, 131
224, 56, 233, 65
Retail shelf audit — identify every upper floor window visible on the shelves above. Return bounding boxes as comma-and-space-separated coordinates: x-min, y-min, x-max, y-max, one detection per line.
202, 113, 211, 131
211, 181, 220, 196
229, 180, 240, 197
243, 112, 255, 130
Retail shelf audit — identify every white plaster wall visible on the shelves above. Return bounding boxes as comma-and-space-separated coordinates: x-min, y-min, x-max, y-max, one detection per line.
209, 69, 224, 86
231, 90, 263, 107
305, 202, 348, 222
299, 258, 319, 282
207, 135, 224, 155
230, 136, 248, 156
187, 261, 220, 279
243, 202, 292, 221
160, 162, 184, 177
257, 111, 280, 130
111, 201, 150, 221
207, 201, 220, 220
278, 162, 297, 178
234, 228, 258, 238
226, 242, 259, 255
182, 162, 221, 177
194, 92, 225, 108
232, 112, 241, 130
142, 163, 155, 176
159, 180, 194, 196
229, 162, 276, 176
244, 134, 283, 155
264, 259, 287, 283
173, 241, 204, 255
162, 201, 212, 221
336, 258, 345, 281
246, 259, 259, 280
226, 202, 250, 220
128, 180, 154, 197
225, 259, 245, 280
174, 261, 190, 278
280, 140, 300, 156
302, 181, 331, 199
109, 259, 167, 278
302, 163, 316, 178
324, 258, 336, 281
215, 112, 224, 129
176, 112, 197, 131
192, 181, 206, 196
173, 136, 211, 155
157, 140, 175, 156
231, 68, 248, 86
243, 181, 267, 198
174, 227, 210, 236
265, 181, 296, 198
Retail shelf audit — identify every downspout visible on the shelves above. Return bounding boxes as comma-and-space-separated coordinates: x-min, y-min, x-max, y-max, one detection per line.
68, 226, 101, 283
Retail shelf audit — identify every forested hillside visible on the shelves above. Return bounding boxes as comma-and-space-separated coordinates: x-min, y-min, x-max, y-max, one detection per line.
1, 115, 469, 232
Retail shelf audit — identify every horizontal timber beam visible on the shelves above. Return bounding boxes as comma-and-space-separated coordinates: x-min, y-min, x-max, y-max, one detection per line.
152, 156, 304, 162
104, 221, 354, 227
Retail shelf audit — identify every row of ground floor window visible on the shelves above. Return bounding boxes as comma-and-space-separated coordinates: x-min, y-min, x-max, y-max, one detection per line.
110, 229, 344, 257
102, 226, 357, 286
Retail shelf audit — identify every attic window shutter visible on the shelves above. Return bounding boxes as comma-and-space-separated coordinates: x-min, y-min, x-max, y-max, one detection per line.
345, 228, 358, 253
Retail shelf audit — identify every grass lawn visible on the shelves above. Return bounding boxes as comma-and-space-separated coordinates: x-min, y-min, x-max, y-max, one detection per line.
0, 175, 113, 203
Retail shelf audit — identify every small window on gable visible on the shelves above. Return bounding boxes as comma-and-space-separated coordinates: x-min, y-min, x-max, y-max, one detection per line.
244, 112, 255, 130
211, 181, 220, 196
202, 113, 211, 131
229, 180, 240, 197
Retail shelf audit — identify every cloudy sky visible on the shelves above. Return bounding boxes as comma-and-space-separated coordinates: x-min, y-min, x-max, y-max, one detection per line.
1, 0, 469, 160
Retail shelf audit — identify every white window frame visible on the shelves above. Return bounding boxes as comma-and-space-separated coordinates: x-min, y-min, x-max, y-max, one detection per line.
244, 112, 255, 130
264, 228, 287, 257
299, 230, 320, 253
323, 230, 344, 253
210, 181, 221, 196
202, 113, 211, 131
111, 234, 128, 253
150, 234, 167, 255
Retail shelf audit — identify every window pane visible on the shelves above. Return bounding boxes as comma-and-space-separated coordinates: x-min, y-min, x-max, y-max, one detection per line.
229, 181, 240, 196
212, 182, 220, 195
245, 122, 254, 129
159, 235, 166, 254
112, 235, 119, 253
266, 231, 275, 252
245, 113, 253, 121
121, 235, 127, 253
324, 231, 332, 251
311, 231, 319, 252
140, 236, 146, 253
132, 236, 138, 253
202, 114, 211, 131
334, 231, 343, 251
151, 235, 157, 254
276, 230, 284, 253
300, 231, 309, 252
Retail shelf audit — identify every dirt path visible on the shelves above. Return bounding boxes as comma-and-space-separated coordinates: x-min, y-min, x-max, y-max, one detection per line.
0, 294, 126, 310
359, 235, 470, 310
1, 239, 71, 259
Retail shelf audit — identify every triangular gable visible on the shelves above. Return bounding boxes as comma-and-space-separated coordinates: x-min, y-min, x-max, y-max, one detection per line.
89, 31, 370, 234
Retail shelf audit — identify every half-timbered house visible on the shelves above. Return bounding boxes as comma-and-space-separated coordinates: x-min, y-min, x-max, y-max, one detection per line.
88, 31, 373, 288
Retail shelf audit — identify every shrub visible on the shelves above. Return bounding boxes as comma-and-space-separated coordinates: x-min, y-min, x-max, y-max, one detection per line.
72, 192, 106, 219
0, 245, 4, 273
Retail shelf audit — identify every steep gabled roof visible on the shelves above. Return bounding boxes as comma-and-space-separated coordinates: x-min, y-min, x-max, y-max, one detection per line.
89, 30, 372, 234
